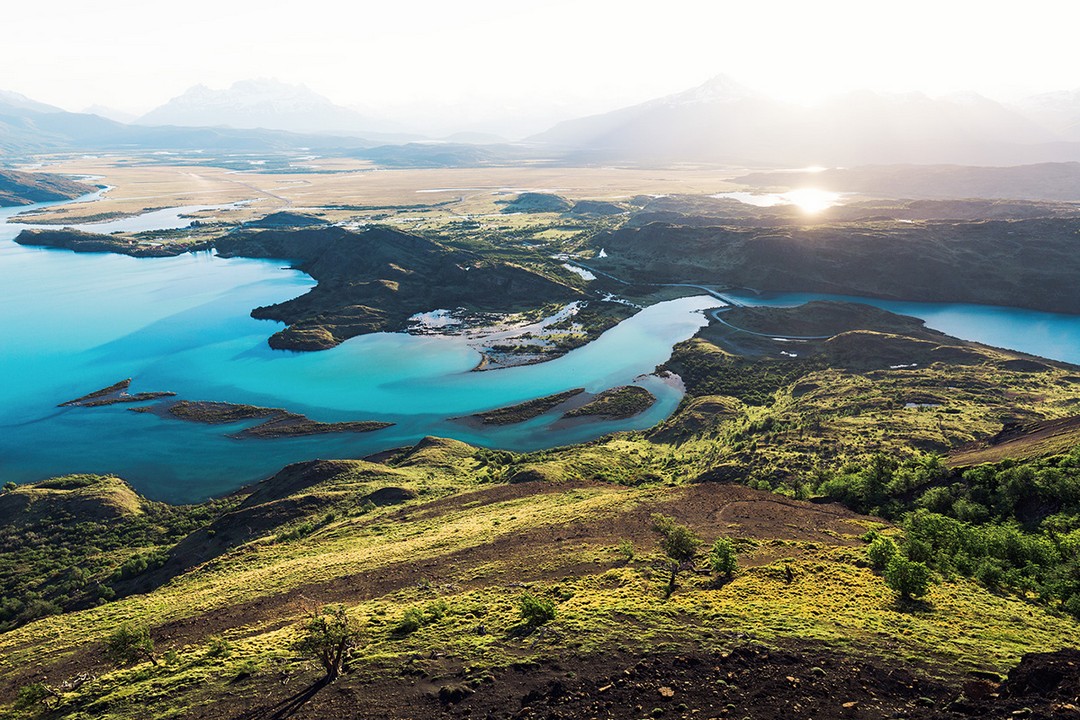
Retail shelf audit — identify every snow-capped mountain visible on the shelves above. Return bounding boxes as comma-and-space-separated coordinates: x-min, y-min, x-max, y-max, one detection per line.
0, 89, 62, 114
137, 79, 399, 136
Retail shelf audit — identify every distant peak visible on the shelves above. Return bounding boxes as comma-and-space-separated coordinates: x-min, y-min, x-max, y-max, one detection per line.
0, 88, 62, 113
664, 74, 761, 105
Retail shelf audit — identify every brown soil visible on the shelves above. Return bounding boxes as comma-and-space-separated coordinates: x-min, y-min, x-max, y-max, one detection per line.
948, 415, 1080, 467
203, 641, 960, 720
192, 643, 1080, 720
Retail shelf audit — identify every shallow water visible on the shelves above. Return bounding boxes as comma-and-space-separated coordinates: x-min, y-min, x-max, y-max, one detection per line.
0, 198, 718, 501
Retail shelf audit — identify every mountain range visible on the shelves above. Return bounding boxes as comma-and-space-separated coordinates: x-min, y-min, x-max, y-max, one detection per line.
530, 75, 1080, 165
135, 79, 404, 137
0, 88, 375, 157
6, 75, 1080, 165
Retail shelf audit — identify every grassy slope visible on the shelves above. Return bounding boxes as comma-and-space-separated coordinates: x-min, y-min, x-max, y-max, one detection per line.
3, 449, 1078, 719
3, 306, 1080, 717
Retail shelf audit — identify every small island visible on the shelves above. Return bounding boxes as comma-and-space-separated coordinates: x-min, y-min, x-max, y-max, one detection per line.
131, 400, 393, 439
59, 379, 176, 407
465, 389, 585, 426
562, 385, 655, 420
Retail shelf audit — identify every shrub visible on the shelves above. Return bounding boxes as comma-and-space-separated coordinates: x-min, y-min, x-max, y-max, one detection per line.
206, 635, 232, 658
15, 682, 55, 709
296, 604, 361, 682
518, 592, 556, 629
104, 622, 157, 666
708, 538, 738, 578
390, 600, 447, 637
392, 607, 425, 637
867, 536, 898, 570
884, 556, 932, 601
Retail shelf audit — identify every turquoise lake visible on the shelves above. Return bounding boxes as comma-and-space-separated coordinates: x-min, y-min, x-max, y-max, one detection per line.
2, 197, 1079, 502
0, 199, 717, 502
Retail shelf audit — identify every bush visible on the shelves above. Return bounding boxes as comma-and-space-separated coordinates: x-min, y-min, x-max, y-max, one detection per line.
884, 556, 932, 601
296, 604, 361, 682
390, 600, 448, 637
15, 682, 54, 709
518, 592, 556, 629
867, 536, 898, 570
206, 635, 232, 658
708, 538, 738, 578
652, 514, 702, 592
104, 622, 157, 666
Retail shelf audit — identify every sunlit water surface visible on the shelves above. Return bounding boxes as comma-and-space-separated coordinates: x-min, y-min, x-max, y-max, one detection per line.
3, 197, 1079, 501
0, 198, 717, 501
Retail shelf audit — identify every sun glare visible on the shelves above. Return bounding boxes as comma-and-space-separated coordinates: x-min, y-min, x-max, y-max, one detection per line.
784, 188, 839, 214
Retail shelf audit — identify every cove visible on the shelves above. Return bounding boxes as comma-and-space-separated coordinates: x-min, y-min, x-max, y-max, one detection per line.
0, 199, 718, 502
723, 291, 1080, 366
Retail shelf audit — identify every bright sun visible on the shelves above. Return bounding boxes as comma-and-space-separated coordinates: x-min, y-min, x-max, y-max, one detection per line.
784, 188, 840, 214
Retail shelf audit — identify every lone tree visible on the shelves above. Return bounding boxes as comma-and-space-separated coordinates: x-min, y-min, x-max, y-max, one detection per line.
884, 555, 932, 602
296, 604, 362, 682
709, 537, 739, 579
104, 622, 157, 666
652, 513, 702, 594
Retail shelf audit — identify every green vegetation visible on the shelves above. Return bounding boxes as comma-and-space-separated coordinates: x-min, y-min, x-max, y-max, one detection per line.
467, 389, 584, 425
3, 282, 1080, 716
709, 537, 739, 579
666, 339, 825, 406
390, 599, 448, 637
104, 623, 156, 666
517, 592, 556, 630
866, 534, 898, 570
563, 385, 655, 420
296, 604, 362, 682
819, 448, 1080, 616
883, 556, 933, 601
0, 475, 235, 631
652, 513, 702, 593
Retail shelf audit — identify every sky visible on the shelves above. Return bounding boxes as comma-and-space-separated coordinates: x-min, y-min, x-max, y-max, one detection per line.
3, 0, 1080, 135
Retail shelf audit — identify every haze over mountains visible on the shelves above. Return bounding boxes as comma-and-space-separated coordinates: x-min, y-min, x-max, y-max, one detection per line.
136, 79, 404, 137
5, 74, 1080, 166
532, 75, 1080, 165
